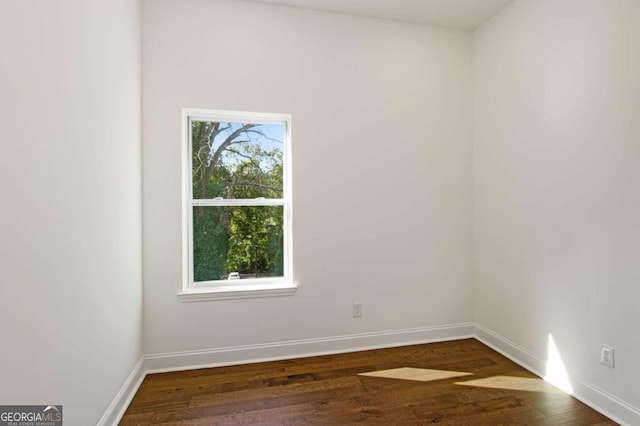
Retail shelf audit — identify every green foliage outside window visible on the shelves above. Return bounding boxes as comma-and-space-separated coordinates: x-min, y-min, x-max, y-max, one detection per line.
191, 120, 285, 282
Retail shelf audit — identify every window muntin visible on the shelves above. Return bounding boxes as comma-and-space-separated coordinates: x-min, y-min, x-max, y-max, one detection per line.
183, 109, 291, 290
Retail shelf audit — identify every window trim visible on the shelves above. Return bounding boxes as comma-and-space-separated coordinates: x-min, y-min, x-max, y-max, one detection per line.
180, 108, 296, 301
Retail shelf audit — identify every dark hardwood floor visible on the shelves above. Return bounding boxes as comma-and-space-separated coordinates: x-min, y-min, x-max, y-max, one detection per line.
120, 339, 616, 425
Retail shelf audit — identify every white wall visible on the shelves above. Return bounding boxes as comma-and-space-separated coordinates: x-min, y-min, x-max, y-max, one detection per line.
473, 0, 640, 418
3, 0, 638, 422
0, 0, 143, 424
143, 0, 473, 355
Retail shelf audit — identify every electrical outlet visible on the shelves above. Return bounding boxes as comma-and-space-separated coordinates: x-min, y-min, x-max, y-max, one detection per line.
600, 345, 614, 368
352, 302, 362, 318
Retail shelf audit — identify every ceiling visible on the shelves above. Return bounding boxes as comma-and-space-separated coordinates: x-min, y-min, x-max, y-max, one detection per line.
245, 0, 515, 31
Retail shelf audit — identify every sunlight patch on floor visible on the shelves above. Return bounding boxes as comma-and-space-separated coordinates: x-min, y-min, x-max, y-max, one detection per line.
359, 367, 472, 382
455, 375, 565, 393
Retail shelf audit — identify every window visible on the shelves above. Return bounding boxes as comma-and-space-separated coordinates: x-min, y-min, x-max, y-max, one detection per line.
180, 109, 295, 301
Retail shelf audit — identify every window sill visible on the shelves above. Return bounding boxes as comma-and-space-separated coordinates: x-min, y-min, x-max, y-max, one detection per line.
178, 281, 298, 302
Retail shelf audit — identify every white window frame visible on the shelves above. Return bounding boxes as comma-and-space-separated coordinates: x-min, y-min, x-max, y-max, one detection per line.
179, 108, 296, 302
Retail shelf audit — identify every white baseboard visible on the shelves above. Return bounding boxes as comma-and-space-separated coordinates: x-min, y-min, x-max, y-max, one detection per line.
101, 323, 473, 424
97, 357, 145, 426
102, 323, 639, 426
474, 324, 547, 377
143, 323, 475, 373
475, 323, 640, 426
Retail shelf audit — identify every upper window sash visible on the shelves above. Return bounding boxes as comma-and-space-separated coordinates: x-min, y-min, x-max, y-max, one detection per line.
187, 112, 289, 202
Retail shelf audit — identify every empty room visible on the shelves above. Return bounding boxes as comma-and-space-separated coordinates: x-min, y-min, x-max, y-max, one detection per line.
1, 0, 638, 424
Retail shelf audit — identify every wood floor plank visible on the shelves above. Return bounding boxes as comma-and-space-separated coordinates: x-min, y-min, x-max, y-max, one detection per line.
189, 376, 362, 408
120, 339, 618, 425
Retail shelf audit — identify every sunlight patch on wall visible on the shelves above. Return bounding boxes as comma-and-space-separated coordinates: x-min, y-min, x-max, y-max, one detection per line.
545, 334, 574, 394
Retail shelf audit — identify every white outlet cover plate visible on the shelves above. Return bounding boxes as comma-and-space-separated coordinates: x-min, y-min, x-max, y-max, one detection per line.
601, 345, 615, 368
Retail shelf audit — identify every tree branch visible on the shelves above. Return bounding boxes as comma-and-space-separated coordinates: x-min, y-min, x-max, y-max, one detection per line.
226, 148, 256, 162
198, 124, 257, 198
